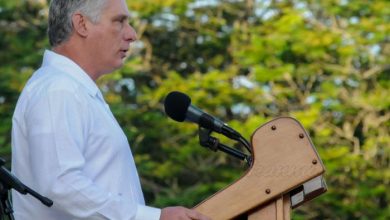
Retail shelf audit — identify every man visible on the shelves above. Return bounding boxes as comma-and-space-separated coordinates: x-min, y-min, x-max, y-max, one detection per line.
11, 0, 210, 219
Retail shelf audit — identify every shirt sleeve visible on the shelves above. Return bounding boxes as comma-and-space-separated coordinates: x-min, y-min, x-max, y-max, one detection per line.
135, 205, 161, 220
25, 87, 160, 220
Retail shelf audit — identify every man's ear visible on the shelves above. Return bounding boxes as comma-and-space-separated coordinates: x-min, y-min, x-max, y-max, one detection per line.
72, 13, 89, 37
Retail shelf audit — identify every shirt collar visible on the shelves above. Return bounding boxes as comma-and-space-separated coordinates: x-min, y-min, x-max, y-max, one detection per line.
42, 49, 99, 97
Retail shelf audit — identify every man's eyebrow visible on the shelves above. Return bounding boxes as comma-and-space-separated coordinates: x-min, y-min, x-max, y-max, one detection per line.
112, 14, 129, 21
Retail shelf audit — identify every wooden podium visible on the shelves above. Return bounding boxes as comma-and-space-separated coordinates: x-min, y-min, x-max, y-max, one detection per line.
194, 117, 327, 219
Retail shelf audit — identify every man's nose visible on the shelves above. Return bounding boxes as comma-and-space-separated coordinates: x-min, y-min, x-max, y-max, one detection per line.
124, 23, 137, 43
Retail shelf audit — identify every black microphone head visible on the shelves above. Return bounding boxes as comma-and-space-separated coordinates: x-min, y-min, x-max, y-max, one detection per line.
164, 91, 191, 122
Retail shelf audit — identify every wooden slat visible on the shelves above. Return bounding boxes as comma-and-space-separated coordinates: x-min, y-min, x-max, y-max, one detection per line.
248, 199, 276, 220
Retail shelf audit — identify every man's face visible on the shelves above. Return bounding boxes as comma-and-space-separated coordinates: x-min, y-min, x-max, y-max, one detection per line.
87, 0, 136, 76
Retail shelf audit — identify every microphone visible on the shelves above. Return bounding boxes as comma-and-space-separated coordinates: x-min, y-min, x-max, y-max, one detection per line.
164, 91, 242, 140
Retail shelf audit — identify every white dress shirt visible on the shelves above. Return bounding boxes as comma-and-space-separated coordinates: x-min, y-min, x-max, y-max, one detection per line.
11, 50, 161, 220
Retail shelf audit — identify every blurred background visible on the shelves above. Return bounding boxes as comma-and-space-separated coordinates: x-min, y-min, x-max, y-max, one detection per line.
0, 0, 389, 219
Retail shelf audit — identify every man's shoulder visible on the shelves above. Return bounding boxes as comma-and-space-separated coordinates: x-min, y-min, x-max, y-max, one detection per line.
15, 66, 89, 110
14, 66, 89, 121
26, 65, 83, 95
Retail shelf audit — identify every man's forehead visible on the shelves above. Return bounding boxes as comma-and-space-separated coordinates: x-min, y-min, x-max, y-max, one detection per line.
102, 0, 130, 17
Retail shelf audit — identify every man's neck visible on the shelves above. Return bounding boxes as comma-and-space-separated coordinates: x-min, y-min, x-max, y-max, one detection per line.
52, 41, 101, 81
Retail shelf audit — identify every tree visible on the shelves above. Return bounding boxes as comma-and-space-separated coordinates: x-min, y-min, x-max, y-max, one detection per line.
0, 0, 48, 158
0, 0, 388, 219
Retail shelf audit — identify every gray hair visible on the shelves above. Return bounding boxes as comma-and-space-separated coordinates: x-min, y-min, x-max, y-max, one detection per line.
48, 0, 108, 47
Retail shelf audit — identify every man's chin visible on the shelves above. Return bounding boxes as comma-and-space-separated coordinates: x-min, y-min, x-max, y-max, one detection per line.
113, 60, 125, 70
99, 62, 125, 77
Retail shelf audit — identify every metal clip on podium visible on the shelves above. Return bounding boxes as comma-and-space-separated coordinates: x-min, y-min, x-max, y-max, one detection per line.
194, 117, 327, 219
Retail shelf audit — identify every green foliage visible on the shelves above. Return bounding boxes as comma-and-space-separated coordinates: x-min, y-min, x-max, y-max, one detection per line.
1, 0, 389, 219
0, 0, 48, 160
